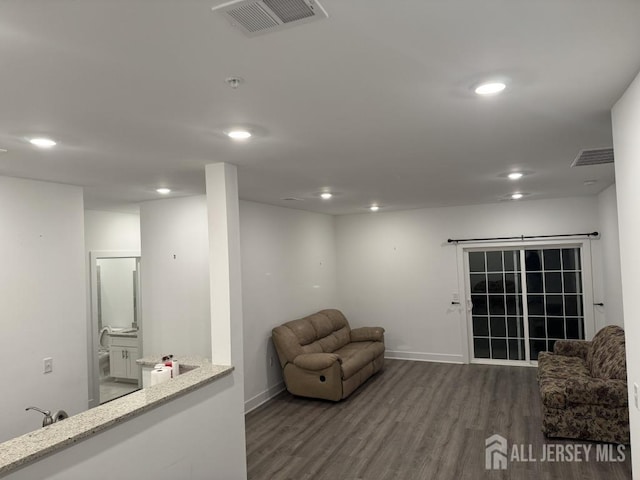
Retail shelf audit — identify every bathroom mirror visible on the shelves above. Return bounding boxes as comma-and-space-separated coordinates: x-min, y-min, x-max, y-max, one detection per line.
89, 251, 142, 407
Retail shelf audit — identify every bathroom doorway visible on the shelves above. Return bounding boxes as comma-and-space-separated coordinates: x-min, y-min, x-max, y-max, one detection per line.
89, 251, 142, 406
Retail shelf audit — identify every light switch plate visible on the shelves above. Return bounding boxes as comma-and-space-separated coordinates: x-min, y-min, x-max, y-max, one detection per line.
44, 357, 53, 374
451, 292, 460, 303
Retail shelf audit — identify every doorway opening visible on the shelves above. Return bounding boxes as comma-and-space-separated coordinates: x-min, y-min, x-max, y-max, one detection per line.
89, 251, 142, 406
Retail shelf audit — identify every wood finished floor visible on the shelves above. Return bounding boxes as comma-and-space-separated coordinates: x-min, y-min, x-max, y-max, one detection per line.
245, 360, 632, 480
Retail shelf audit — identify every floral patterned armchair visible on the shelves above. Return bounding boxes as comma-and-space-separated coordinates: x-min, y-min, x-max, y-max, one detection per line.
537, 325, 629, 444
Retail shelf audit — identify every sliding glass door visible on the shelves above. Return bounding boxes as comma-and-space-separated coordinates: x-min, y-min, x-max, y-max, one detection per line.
467, 246, 588, 364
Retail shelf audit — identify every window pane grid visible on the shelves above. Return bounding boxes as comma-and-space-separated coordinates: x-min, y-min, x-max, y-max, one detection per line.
471, 250, 525, 361
471, 248, 585, 362
525, 248, 585, 360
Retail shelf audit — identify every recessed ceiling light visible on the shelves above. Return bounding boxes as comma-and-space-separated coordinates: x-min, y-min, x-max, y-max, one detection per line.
584, 180, 598, 186
475, 82, 506, 96
511, 193, 524, 200
508, 172, 524, 180
29, 137, 57, 148
0, 148, 7, 153
227, 130, 251, 140
320, 192, 333, 200
156, 188, 171, 195
370, 204, 380, 212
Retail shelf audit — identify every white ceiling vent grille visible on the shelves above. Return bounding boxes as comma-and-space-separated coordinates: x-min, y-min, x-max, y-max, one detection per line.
264, 0, 314, 22
571, 148, 614, 167
213, 0, 328, 37
226, 3, 279, 32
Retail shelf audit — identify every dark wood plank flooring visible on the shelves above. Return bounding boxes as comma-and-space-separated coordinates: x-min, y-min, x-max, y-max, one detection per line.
245, 360, 632, 480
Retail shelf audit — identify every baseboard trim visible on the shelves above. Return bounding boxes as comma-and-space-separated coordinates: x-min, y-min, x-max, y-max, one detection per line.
244, 381, 286, 414
385, 350, 464, 364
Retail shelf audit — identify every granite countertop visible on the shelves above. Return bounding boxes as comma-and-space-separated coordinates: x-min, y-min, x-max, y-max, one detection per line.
0, 358, 233, 477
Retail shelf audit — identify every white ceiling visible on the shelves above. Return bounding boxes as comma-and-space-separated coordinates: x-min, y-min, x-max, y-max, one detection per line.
1, 1, 639, 215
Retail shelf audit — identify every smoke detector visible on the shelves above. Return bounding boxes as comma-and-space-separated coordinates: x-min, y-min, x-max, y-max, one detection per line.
225, 77, 244, 89
571, 148, 614, 167
212, 0, 328, 37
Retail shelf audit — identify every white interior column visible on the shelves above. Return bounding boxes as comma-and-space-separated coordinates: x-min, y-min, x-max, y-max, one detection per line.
612, 69, 640, 477
206, 162, 244, 370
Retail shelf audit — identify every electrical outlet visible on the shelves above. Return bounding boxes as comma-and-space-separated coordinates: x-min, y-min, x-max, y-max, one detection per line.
43, 357, 53, 374
634, 383, 639, 410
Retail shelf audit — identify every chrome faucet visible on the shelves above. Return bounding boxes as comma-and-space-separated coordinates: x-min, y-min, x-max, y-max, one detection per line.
26, 406, 69, 427
26, 406, 54, 426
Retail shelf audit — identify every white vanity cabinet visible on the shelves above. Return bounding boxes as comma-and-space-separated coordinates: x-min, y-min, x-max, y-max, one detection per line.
109, 335, 139, 381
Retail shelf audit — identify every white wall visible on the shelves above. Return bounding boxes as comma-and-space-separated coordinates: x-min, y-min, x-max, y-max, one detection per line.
84, 210, 141, 253
239, 201, 338, 411
128, 195, 337, 412
335, 197, 602, 363
0, 176, 87, 443
612, 69, 640, 478
140, 196, 211, 358
596, 184, 624, 327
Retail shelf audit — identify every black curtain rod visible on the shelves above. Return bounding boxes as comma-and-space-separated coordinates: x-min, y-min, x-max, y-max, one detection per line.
447, 231, 599, 244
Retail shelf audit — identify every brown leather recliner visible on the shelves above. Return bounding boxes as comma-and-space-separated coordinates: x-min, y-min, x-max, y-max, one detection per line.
272, 309, 385, 401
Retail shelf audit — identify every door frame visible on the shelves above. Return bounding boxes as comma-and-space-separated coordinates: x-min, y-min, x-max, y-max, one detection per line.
87, 250, 141, 408
456, 239, 596, 365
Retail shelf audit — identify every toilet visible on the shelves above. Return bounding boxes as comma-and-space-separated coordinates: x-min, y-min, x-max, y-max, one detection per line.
98, 327, 111, 378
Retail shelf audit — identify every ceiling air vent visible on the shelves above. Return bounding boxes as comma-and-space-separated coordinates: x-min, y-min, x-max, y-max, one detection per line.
213, 0, 328, 37
571, 148, 614, 167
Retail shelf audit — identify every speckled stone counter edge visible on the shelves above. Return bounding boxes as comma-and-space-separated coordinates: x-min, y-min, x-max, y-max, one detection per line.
0, 359, 233, 477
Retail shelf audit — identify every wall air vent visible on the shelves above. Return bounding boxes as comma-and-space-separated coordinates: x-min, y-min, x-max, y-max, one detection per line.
571, 148, 614, 167
212, 0, 328, 37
